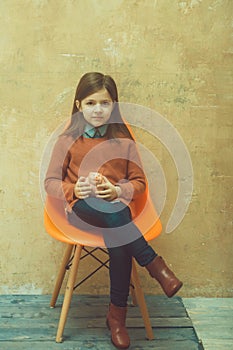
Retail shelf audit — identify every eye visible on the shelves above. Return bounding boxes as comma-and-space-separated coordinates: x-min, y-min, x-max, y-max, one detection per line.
102, 101, 111, 107
86, 101, 94, 106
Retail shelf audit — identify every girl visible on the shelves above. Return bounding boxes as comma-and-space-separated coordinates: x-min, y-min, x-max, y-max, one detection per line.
45, 72, 183, 349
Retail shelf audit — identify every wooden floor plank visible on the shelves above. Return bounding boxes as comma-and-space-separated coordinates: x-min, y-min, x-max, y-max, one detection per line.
0, 339, 202, 350
0, 317, 192, 329
0, 294, 185, 308
0, 296, 188, 319
0, 326, 197, 341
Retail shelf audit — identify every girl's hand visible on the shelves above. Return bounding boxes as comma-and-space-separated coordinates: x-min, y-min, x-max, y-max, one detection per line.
74, 176, 92, 199
95, 176, 121, 201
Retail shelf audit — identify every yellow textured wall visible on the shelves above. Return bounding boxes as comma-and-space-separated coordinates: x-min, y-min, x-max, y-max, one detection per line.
1, 0, 232, 297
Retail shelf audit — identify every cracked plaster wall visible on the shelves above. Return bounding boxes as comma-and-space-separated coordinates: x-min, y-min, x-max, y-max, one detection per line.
0, 0, 232, 296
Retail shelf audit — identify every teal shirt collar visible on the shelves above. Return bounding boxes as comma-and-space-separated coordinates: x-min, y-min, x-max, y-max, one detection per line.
83, 124, 108, 138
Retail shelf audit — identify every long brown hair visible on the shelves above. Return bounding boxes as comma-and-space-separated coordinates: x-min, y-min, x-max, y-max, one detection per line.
62, 72, 133, 140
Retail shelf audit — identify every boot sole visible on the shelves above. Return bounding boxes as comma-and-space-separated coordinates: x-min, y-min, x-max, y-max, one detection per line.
167, 281, 183, 298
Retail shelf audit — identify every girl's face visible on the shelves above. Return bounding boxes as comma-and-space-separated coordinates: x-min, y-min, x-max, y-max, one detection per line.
77, 88, 114, 128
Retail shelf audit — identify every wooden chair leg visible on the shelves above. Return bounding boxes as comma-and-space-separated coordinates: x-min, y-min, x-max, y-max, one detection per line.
50, 244, 74, 308
130, 259, 154, 340
56, 244, 83, 343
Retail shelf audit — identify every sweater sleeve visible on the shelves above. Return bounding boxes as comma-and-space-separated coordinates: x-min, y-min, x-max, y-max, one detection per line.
117, 140, 146, 201
44, 135, 75, 203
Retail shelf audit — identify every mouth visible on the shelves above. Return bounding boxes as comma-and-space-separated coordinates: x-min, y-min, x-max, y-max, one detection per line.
92, 116, 103, 121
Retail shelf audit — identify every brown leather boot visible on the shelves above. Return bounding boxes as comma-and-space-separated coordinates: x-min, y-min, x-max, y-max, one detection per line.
146, 256, 183, 297
106, 303, 130, 349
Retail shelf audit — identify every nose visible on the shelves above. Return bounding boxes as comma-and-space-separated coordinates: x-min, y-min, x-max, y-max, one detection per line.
93, 103, 103, 113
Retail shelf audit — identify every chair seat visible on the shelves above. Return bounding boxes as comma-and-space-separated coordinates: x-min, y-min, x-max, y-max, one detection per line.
44, 187, 162, 247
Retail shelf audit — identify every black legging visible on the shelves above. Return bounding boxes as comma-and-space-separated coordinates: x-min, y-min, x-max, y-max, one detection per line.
68, 198, 157, 306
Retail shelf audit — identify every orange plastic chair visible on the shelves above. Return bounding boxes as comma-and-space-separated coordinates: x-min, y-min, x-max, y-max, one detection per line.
43, 118, 162, 342
44, 184, 162, 343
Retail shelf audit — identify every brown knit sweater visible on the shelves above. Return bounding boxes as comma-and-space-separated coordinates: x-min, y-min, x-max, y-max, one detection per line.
44, 134, 146, 218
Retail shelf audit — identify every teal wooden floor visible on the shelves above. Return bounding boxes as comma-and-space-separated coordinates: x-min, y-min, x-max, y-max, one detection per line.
183, 298, 233, 350
0, 295, 203, 350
